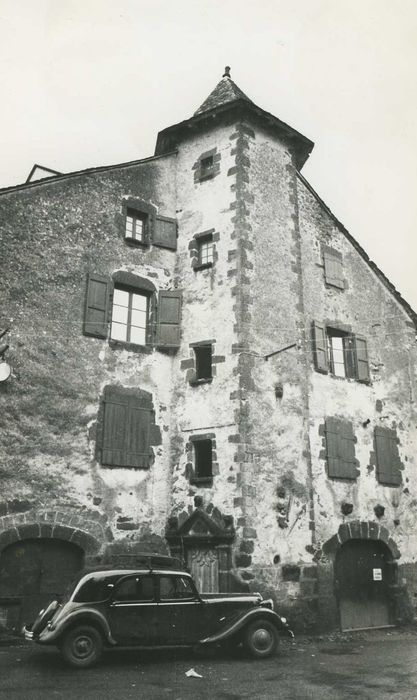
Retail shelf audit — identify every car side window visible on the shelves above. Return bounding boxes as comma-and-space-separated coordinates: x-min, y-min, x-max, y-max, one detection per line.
113, 575, 155, 602
159, 575, 195, 601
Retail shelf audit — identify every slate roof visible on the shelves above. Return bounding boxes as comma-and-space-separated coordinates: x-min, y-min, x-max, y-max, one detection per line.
194, 72, 253, 115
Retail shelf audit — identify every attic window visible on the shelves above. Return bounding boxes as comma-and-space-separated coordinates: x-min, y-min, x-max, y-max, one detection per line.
125, 209, 148, 244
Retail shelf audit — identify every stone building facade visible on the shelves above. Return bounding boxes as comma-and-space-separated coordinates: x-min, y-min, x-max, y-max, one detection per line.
1, 69, 416, 632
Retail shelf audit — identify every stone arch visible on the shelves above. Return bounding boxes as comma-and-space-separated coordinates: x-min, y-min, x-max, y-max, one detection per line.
322, 520, 401, 560
0, 509, 113, 557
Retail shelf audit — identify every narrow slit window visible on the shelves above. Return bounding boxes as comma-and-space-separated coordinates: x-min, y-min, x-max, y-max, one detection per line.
200, 155, 214, 175
194, 439, 212, 479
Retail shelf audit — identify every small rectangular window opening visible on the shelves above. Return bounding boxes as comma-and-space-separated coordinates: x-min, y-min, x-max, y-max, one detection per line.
198, 236, 214, 266
194, 439, 212, 479
125, 209, 147, 242
195, 346, 212, 380
201, 155, 214, 173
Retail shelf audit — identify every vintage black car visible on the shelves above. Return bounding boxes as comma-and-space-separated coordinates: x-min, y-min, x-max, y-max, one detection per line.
24, 554, 293, 668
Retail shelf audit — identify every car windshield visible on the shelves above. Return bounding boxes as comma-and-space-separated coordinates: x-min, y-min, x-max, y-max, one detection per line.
72, 575, 122, 603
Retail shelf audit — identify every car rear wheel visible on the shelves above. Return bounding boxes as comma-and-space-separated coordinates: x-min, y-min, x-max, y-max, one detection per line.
60, 625, 103, 668
244, 620, 278, 659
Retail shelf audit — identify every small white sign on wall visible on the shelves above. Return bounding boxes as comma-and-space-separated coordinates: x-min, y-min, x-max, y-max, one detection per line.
373, 568, 382, 581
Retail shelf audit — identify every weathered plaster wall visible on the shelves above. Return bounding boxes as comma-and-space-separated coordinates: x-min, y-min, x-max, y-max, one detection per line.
297, 177, 417, 622
0, 155, 177, 546
168, 122, 241, 525
229, 125, 316, 613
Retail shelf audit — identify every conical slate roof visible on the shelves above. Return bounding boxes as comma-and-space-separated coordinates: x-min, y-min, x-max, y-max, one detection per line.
194, 67, 253, 116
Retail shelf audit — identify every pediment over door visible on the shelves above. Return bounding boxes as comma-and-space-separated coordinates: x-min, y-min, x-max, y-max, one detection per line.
166, 508, 234, 545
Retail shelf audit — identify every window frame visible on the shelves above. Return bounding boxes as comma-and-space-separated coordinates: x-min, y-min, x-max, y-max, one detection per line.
193, 438, 213, 482
110, 285, 150, 348
194, 344, 213, 382
312, 321, 370, 384
125, 208, 149, 245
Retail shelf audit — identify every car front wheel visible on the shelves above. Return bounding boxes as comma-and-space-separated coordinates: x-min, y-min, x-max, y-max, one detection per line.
244, 619, 278, 659
60, 625, 103, 668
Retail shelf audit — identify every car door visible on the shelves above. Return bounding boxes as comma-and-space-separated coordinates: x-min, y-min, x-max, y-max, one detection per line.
107, 573, 159, 645
157, 574, 205, 644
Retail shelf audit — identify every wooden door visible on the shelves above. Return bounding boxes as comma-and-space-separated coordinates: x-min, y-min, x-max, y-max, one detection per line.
335, 540, 391, 631
187, 548, 219, 593
0, 538, 83, 628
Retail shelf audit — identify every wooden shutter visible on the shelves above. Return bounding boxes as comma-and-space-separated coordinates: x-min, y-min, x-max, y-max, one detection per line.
102, 390, 151, 468
353, 335, 370, 382
155, 290, 182, 349
323, 251, 344, 289
325, 418, 357, 479
84, 273, 111, 338
312, 321, 328, 373
374, 427, 402, 486
153, 216, 177, 250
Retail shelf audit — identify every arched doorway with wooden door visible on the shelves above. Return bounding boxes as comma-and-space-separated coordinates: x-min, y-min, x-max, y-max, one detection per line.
335, 539, 394, 631
0, 511, 105, 632
0, 538, 84, 630
322, 521, 400, 632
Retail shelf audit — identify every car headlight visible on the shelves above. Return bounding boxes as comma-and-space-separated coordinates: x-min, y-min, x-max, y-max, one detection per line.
280, 616, 287, 624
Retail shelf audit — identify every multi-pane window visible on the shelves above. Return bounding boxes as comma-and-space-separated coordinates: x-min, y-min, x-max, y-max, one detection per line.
327, 330, 355, 379
198, 237, 214, 266
312, 321, 370, 383
125, 209, 147, 242
111, 287, 148, 345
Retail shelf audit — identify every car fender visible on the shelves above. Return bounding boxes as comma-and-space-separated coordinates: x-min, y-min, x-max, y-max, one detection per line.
38, 607, 117, 646
199, 608, 291, 645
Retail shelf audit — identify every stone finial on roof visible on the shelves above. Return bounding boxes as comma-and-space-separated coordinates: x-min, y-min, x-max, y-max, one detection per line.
223, 66, 231, 78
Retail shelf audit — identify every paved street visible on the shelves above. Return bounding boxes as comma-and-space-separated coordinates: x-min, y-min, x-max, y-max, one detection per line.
1, 630, 417, 700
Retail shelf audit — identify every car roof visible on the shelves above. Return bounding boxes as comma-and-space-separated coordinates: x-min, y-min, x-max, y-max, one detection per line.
79, 568, 191, 582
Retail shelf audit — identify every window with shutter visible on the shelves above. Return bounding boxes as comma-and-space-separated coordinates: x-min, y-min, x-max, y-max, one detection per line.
125, 209, 149, 244
325, 418, 358, 480
84, 273, 111, 338
100, 387, 155, 469
374, 427, 402, 486
323, 248, 344, 289
110, 287, 149, 346
312, 322, 370, 383
153, 216, 177, 250
155, 290, 182, 349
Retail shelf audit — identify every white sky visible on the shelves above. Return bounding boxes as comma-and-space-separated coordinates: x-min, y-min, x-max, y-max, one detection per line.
0, 0, 416, 310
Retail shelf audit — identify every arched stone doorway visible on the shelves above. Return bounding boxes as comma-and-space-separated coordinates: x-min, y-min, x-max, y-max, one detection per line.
0, 510, 105, 632
0, 538, 83, 630
335, 539, 394, 631
323, 521, 400, 632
